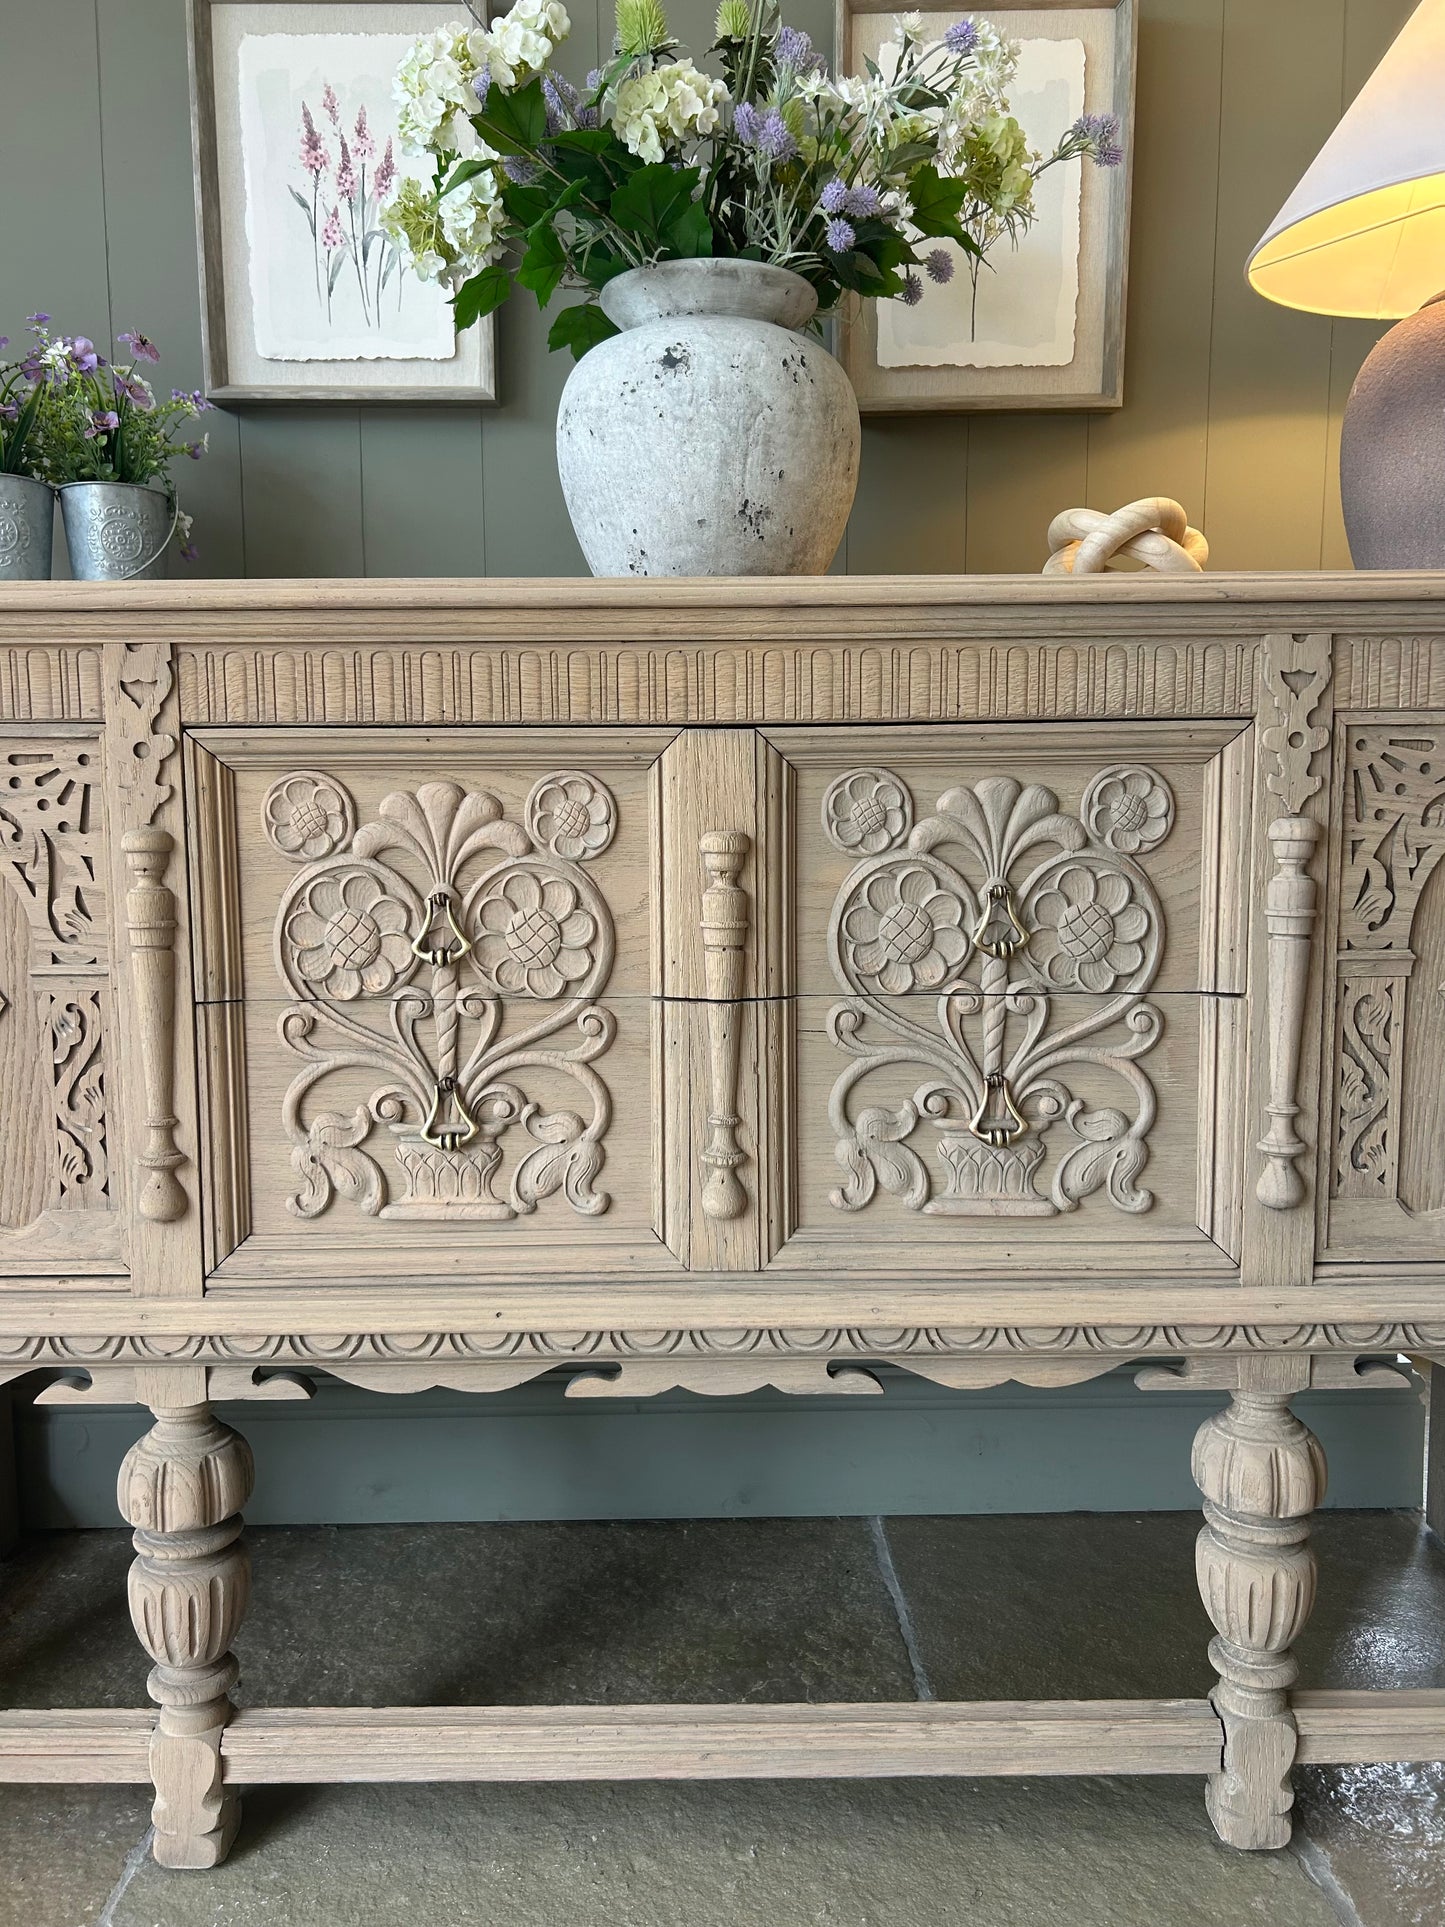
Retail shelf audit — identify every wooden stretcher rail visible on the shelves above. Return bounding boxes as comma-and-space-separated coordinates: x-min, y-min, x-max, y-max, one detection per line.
4, 1692, 1444, 1788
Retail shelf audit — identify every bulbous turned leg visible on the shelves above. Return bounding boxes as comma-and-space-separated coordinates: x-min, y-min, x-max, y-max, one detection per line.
1192, 1372, 1325, 1849
118, 1403, 253, 1869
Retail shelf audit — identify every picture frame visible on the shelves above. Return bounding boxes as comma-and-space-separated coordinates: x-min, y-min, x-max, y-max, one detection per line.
187, 0, 498, 404
835, 0, 1136, 414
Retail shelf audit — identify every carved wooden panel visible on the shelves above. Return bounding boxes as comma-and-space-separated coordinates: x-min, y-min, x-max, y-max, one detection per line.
189, 729, 675, 1283
1324, 721, 1445, 1260
768, 724, 1250, 1276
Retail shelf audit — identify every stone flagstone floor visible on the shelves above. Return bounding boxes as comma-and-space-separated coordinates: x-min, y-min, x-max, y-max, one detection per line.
1, 1511, 1442, 1926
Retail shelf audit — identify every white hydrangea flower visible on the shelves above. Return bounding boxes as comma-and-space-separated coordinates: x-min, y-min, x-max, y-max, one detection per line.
467, 0, 571, 93
613, 59, 728, 163
393, 23, 480, 156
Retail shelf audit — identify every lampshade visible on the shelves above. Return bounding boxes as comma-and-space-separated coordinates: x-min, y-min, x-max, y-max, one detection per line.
1247, 0, 1445, 319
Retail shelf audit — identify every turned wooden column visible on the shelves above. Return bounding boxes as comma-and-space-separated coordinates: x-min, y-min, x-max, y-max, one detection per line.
118, 1403, 253, 1868
1192, 1363, 1325, 1849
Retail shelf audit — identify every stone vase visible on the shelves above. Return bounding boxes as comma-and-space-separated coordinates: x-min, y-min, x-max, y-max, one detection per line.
556, 258, 860, 576
0, 473, 54, 581
57, 481, 172, 581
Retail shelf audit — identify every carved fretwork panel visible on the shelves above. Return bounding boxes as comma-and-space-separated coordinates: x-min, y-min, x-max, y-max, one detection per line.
1326, 725, 1445, 1255
189, 732, 672, 1281
770, 724, 1250, 1276
0, 731, 117, 1267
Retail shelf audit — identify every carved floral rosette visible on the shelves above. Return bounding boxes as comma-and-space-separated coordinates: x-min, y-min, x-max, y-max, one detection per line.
268, 773, 618, 1222
823, 765, 1173, 1218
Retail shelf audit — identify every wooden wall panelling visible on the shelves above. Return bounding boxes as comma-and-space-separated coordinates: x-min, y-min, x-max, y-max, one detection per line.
1082, 0, 1224, 520
96, 0, 245, 578
360, 412, 486, 578
237, 413, 364, 579
1202, 0, 1345, 570
966, 415, 1091, 577
849, 417, 969, 576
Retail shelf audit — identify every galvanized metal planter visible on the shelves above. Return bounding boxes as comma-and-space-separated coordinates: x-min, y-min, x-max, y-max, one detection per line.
0, 473, 55, 581
57, 481, 173, 581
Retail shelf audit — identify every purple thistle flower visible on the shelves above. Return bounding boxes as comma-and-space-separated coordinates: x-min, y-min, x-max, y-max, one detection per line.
374, 137, 397, 202
335, 134, 357, 201
353, 104, 376, 163
923, 247, 954, 285
84, 408, 119, 440
473, 64, 492, 110
900, 270, 923, 306
119, 330, 161, 363
585, 67, 603, 90
1072, 110, 1124, 165
542, 70, 578, 133
299, 101, 328, 178
774, 25, 821, 73
70, 336, 100, 373
843, 184, 880, 220
944, 19, 979, 55
819, 177, 848, 216
824, 216, 856, 252
322, 81, 340, 127
575, 103, 600, 129
732, 100, 761, 144
502, 154, 538, 184
755, 108, 796, 160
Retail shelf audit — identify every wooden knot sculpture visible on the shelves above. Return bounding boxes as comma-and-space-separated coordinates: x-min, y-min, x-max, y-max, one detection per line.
1043, 497, 1208, 575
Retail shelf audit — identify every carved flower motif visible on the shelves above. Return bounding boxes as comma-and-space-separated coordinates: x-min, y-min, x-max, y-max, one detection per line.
1082, 765, 1174, 855
1030, 864, 1150, 991
264, 771, 356, 861
822, 768, 912, 855
474, 868, 598, 997
841, 862, 971, 994
526, 770, 616, 860
286, 867, 415, 1000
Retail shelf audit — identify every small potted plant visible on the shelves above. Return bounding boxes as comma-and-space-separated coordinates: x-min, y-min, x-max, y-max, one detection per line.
385, 2, 1121, 576
0, 318, 57, 582
29, 321, 211, 580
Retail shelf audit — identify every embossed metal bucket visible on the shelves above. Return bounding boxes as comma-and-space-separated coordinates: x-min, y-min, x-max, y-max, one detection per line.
0, 473, 55, 581
57, 481, 173, 581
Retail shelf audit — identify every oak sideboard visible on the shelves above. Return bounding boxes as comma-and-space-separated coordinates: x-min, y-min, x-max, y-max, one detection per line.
0, 574, 1442, 1868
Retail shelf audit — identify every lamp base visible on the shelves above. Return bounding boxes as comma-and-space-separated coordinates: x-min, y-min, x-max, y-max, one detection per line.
1341, 291, 1445, 569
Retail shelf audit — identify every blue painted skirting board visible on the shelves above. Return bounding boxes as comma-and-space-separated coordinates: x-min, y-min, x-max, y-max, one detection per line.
14, 1367, 1424, 1528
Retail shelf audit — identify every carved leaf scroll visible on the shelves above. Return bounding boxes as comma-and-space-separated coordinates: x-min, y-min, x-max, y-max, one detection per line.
825, 766, 1172, 1219
272, 771, 619, 1224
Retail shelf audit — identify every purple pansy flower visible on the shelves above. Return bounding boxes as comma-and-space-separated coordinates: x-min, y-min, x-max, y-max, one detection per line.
118, 330, 161, 363
70, 336, 100, 373
26, 313, 50, 330
114, 370, 154, 409
84, 408, 119, 439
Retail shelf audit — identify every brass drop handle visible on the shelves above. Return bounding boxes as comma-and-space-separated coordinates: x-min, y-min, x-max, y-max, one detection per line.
969, 1071, 1027, 1148
419, 1072, 478, 1152
412, 890, 472, 967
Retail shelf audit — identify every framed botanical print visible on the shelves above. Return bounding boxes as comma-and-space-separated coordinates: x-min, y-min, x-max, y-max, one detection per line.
187, 0, 497, 403
836, 0, 1136, 413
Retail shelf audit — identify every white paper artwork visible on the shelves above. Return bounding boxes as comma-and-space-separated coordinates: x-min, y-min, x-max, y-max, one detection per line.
876, 36, 1087, 371
237, 31, 455, 362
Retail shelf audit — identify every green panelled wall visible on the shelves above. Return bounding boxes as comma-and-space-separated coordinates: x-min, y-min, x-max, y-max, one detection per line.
0, 0, 1416, 577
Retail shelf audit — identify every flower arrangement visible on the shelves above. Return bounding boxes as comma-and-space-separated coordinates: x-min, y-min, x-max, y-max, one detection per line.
19, 318, 211, 559
384, 1, 1122, 357
0, 327, 51, 479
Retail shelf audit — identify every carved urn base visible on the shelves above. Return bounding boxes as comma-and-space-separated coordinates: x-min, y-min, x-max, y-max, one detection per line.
925, 1133, 1054, 1217
379, 1132, 515, 1221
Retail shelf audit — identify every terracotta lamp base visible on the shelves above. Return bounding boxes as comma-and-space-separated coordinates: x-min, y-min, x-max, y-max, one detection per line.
1341, 291, 1445, 569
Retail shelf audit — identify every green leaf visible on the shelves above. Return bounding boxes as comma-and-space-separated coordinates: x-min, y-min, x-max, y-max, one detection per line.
547, 301, 620, 360
441, 156, 496, 196
609, 164, 700, 245
516, 223, 567, 307
453, 261, 512, 330
662, 197, 713, 260
501, 182, 553, 230
906, 164, 971, 246
474, 77, 548, 153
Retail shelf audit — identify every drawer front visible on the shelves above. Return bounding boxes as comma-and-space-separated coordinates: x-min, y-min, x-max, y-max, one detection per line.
766, 723, 1252, 1276
189, 728, 673, 1282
